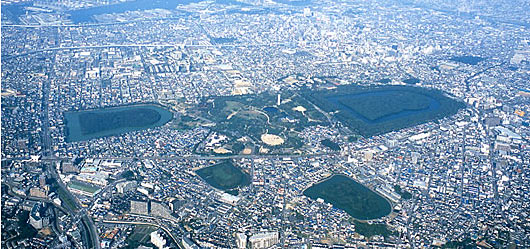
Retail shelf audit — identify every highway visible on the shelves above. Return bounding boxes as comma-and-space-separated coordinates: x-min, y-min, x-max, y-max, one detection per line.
463, 62, 505, 92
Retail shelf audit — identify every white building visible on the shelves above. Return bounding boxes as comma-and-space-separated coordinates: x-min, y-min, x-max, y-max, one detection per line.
150, 231, 169, 249
116, 181, 137, 194
219, 192, 241, 205
248, 231, 279, 249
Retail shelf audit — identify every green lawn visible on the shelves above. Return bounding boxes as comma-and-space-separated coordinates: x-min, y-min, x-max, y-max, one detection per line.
55, 185, 78, 212
68, 181, 100, 194
125, 225, 157, 249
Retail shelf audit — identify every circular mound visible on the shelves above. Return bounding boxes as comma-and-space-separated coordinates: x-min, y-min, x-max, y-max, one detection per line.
261, 134, 285, 146
213, 147, 232, 154
242, 148, 252, 154
292, 106, 307, 112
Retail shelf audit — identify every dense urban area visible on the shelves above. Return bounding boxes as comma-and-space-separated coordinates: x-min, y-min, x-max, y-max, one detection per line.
1, 0, 529, 248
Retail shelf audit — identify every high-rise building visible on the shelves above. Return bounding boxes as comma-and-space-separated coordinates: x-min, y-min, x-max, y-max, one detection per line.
236, 233, 247, 249
28, 202, 52, 230
151, 202, 176, 221
411, 152, 420, 164
303, 7, 312, 17
130, 200, 148, 215
248, 231, 279, 249
364, 150, 374, 161
169, 199, 185, 212
29, 187, 48, 198
61, 161, 80, 174
386, 139, 398, 148
39, 175, 47, 188
116, 181, 137, 194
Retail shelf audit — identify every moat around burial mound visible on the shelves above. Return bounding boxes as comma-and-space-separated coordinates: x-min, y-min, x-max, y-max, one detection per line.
304, 85, 465, 137
303, 175, 392, 220
64, 104, 173, 142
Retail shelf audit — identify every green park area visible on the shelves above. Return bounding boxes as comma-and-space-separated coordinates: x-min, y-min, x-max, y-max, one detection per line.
353, 220, 393, 238
303, 175, 392, 220
185, 84, 464, 155
320, 139, 341, 151
55, 186, 79, 212
190, 91, 329, 153
394, 185, 412, 199
196, 160, 250, 194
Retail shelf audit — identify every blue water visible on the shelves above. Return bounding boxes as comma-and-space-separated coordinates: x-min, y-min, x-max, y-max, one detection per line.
273, 0, 312, 6
67, 0, 199, 23
1, 2, 30, 23
325, 91, 441, 124
450, 56, 485, 65
263, 106, 279, 113
64, 104, 173, 142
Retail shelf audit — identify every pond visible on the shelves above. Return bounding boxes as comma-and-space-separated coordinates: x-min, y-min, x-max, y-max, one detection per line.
450, 56, 485, 65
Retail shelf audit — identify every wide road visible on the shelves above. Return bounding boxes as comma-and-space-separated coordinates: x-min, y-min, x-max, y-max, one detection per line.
2, 151, 337, 163
463, 62, 505, 92
1, 16, 184, 28
102, 220, 180, 247
2, 42, 291, 60
38, 52, 100, 249
46, 163, 101, 249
